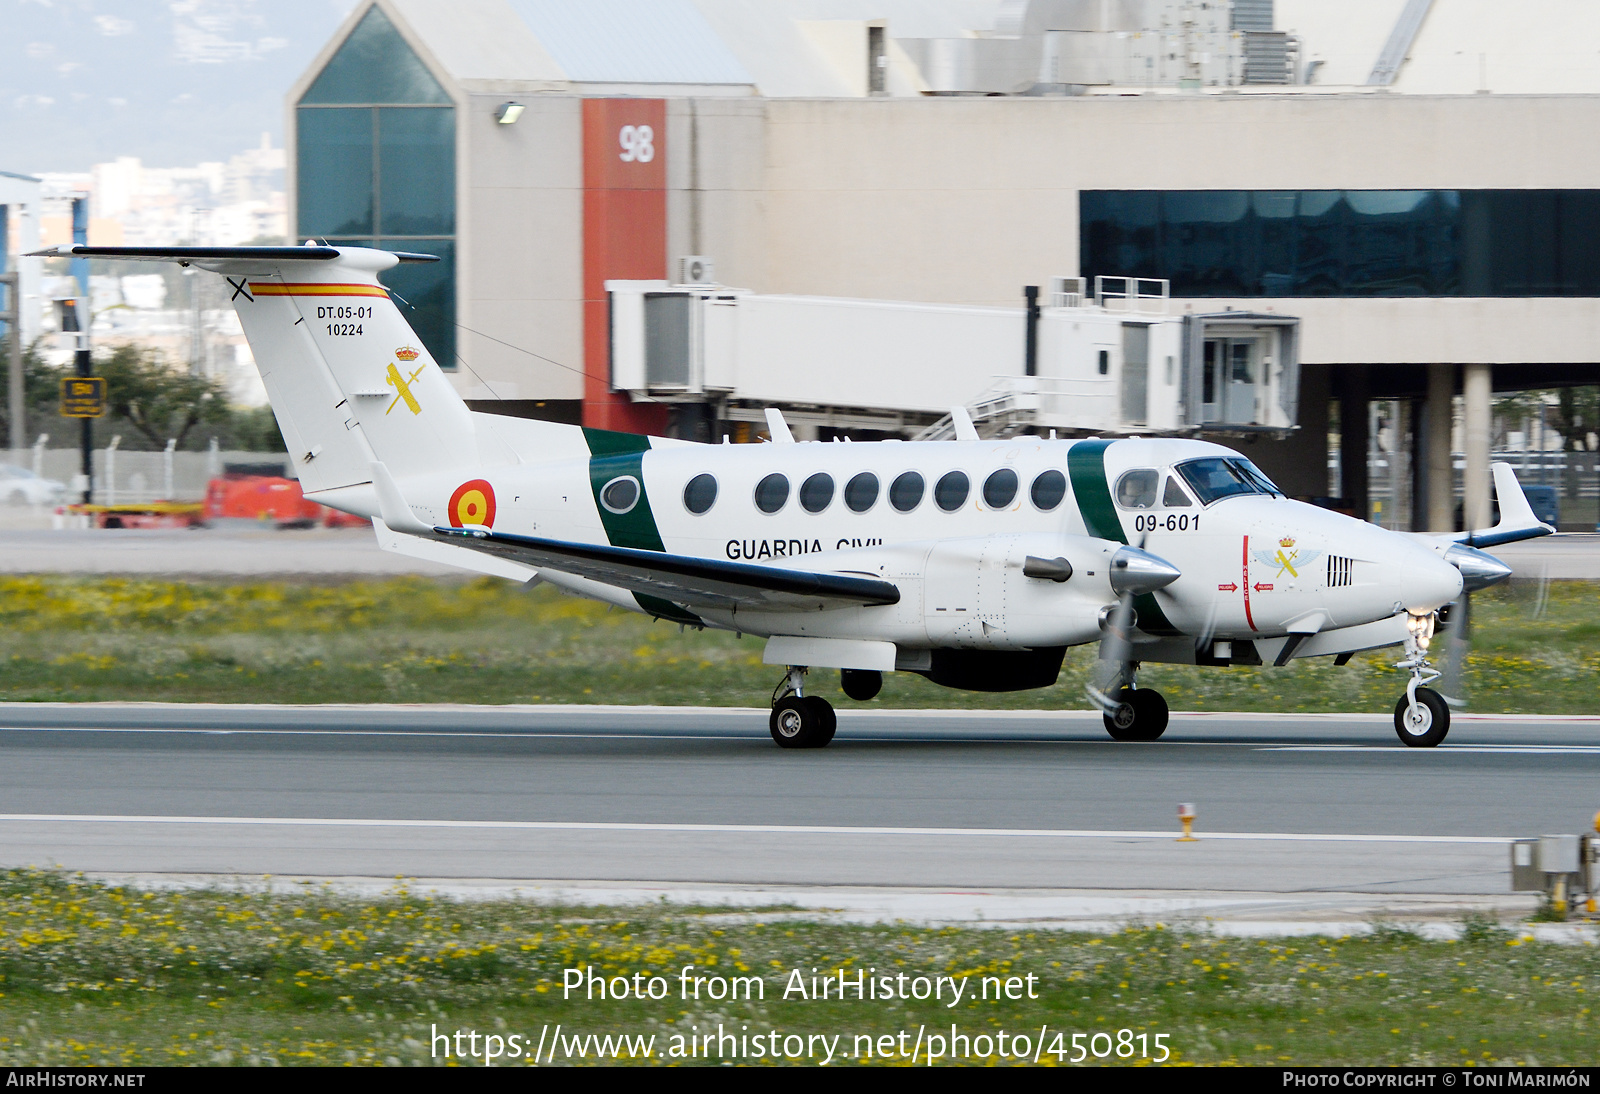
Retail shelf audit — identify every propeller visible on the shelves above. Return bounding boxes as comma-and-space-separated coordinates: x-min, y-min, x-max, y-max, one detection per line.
1086, 540, 1182, 713
1436, 542, 1515, 708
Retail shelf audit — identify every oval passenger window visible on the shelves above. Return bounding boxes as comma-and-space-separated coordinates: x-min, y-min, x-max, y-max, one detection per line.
600, 476, 640, 514
754, 472, 790, 514
1031, 469, 1067, 510
844, 471, 879, 513
935, 470, 970, 512
683, 473, 717, 514
799, 472, 834, 514
1114, 468, 1160, 510
982, 468, 1018, 509
889, 471, 924, 513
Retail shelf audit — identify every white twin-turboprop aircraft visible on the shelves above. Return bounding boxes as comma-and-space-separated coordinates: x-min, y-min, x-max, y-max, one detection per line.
39, 243, 1551, 749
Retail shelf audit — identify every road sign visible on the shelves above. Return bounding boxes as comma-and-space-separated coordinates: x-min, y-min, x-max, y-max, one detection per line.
60, 377, 107, 418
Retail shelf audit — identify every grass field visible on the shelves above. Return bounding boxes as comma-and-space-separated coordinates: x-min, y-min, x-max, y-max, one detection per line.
0, 871, 1592, 1067
0, 575, 1595, 714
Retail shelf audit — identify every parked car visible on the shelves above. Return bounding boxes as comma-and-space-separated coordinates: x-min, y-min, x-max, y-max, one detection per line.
0, 465, 67, 506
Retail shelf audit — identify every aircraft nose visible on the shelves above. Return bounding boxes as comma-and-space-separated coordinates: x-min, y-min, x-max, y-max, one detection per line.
1110, 545, 1181, 596
1404, 546, 1464, 612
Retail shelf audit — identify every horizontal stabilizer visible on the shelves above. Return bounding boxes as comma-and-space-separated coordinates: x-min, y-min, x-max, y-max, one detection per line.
28, 244, 439, 265
432, 527, 901, 612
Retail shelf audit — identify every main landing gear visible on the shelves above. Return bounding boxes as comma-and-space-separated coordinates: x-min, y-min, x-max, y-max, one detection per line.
1101, 683, 1169, 742
1393, 611, 1450, 747
770, 666, 836, 749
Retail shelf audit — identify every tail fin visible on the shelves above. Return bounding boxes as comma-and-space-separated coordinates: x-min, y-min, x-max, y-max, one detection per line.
32, 244, 477, 494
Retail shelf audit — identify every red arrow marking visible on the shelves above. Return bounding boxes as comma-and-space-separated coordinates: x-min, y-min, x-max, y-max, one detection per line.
1217, 582, 1238, 592
1253, 582, 1274, 592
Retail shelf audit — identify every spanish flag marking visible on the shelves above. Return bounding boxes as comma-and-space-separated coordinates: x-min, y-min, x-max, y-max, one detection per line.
448, 480, 496, 529
249, 282, 389, 298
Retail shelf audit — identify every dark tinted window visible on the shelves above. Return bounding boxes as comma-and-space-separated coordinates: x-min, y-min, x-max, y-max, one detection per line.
934, 470, 970, 512
600, 477, 639, 513
754, 473, 789, 514
1162, 476, 1193, 507
844, 472, 879, 513
1031, 469, 1067, 510
299, 6, 450, 104
1176, 458, 1255, 505
683, 473, 717, 514
297, 108, 373, 237
378, 107, 455, 235
377, 236, 454, 369
799, 472, 834, 514
889, 471, 924, 513
1230, 458, 1282, 496
1082, 188, 1600, 298
982, 468, 1018, 509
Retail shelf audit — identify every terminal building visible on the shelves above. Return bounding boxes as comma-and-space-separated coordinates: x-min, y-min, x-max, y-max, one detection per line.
285, 0, 1600, 530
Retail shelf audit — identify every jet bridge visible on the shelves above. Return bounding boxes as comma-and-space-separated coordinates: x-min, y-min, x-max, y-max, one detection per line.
606, 275, 1299, 438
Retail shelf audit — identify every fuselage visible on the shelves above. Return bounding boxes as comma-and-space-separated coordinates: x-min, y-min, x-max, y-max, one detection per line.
380, 432, 1463, 655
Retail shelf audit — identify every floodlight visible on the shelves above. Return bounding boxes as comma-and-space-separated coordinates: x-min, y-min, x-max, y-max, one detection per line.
495, 102, 524, 125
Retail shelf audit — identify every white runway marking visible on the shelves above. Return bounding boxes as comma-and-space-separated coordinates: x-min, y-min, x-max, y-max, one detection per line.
0, 813, 1511, 844
1260, 744, 1600, 755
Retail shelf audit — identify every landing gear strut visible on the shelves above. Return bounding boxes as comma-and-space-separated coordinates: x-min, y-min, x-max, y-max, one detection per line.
1394, 611, 1450, 747
769, 666, 836, 749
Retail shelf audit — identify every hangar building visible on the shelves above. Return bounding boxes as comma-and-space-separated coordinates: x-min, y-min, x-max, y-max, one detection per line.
286, 0, 1600, 530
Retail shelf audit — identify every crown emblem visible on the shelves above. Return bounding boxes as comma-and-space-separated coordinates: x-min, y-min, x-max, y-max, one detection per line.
1279, 536, 1296, 549
395, 346, 420, 361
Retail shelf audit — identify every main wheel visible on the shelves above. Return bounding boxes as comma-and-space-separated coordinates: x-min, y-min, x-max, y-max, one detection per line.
840, 668, 882, 702
770, 696, 831, 749
1103, 687, 1168, 742
1394, 686, 1450, 747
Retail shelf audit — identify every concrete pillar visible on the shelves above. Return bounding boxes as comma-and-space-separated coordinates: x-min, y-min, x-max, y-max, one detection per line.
1420, 364, 1456, 531
1337, 365, 1370, 519
1462, 362, 1493, 529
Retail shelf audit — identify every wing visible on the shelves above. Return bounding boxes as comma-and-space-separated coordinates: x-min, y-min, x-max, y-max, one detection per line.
432, 527, 901, 613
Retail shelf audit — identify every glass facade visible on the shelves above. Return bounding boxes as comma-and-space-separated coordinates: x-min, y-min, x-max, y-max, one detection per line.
1081, 190, 1600, 298
297, 5, 456, 367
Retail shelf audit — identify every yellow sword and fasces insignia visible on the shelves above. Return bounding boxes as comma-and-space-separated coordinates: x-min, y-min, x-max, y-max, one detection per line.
385, 361, 425, 416
1251, 536, 1321, 581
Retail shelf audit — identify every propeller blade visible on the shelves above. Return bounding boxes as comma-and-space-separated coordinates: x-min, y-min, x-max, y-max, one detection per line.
1437, 590, 1471, 708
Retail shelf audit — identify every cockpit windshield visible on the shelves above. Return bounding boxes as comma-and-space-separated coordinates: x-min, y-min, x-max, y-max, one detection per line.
1175, 457, 1283, 505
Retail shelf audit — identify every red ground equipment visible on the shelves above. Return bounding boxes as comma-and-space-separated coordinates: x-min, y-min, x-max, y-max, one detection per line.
204, 462, 365, 528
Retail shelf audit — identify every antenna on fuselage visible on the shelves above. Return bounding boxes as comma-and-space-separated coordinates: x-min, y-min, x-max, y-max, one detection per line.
764, 408, 795, 444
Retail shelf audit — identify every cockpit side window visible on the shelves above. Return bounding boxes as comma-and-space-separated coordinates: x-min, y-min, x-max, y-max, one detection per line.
1114, 468, 1159, 510
1176, 458, 1255, 505
1162, 476, 1193, 507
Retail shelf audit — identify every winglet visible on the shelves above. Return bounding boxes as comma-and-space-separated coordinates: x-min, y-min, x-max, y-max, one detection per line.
370, 462, 433, 535
950, 406, 980, 442
764, 407, 795, 444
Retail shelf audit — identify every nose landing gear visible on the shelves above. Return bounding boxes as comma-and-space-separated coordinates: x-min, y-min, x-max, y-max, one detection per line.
769, 666, 836, 749
1394, 611, 1450, 747
1102, 684, 1169, 741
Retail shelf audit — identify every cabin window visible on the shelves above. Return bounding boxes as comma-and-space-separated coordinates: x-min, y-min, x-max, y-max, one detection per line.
754, 473, 790, 514
982, 468, 1018, 509
844, 471, 879, 513
1162, 476, 1193, 507
683, 473, 717, 515
600, 476, 640, 514
799, 472, 835, 514
934, 470, 970, 512
1114, 468, 1159, 509
1031, 469, 1067, 511
889, 471, 924, 512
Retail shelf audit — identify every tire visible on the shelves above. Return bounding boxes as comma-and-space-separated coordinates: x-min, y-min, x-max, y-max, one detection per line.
803, 696, 837, 746
770, 696, 825, 749
1394, 686, 1450, 747
840, 668, 882, 702
1103, 687, 1168, 741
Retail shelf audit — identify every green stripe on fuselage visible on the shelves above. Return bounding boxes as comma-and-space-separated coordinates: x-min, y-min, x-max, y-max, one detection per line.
580, 428, 703, 625
1066, 438, 1181, 637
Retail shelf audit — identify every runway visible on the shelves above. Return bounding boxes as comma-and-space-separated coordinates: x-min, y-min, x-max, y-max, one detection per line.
2, 704, 1596, 901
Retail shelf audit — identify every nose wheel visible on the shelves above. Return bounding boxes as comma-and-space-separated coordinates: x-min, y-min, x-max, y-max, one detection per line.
1394, 686, 1449, 747
1102, 686, 1169, 741
769, 667, 837, 749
